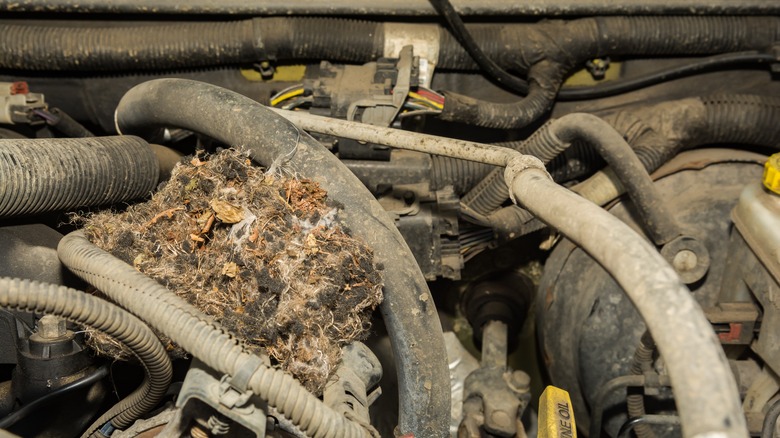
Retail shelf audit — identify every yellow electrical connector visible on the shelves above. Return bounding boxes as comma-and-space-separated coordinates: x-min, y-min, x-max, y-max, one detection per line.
538, 386, 577, 438
763, 152, 780, 195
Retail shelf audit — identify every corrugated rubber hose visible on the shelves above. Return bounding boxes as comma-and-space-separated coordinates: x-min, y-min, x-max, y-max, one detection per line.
0, 277, 172, 438
0, 136, 158, 217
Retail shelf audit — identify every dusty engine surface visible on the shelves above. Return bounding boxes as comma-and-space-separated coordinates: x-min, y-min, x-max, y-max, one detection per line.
0, 2, 779, 438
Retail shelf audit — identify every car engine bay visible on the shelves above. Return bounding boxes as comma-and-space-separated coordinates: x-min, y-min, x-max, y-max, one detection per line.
0, 1, 779, 438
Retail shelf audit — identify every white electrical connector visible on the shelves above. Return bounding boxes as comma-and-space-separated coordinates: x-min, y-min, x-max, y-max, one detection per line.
0, 81, 46, 124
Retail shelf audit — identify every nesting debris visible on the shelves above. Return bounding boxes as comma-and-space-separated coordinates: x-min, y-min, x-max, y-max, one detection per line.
80, 149, 383, 393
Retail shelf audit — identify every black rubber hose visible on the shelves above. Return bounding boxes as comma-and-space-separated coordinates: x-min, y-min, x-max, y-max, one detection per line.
557, 51, 779, 101
0, 366, 109, 429
431, 155, 494, 194
0, 277, 172, 438
111, 79, 449, 437
45, 108, 96, 138
429, 0, 529, 94
0, 136, 158, 217
58, 231, 372, 438
519, 114, 683, 246
439, 16, 780, 129
2, 16, 778, 77
572, 94, 780, 206
440, 60, 564, 130
487, 94, 780, 239
462, 111, 676, 215
695, 95, 780, 148
463, 113, 678, 245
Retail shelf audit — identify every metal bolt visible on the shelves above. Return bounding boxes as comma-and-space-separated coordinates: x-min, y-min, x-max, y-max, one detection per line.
672, 249, 698, 272
510, 370, 531, 391
37, 315, 66, 339
490, 410, 512, 430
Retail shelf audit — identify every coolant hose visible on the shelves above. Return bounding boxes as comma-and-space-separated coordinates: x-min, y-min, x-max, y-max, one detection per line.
58, 231, 371, 438
260, 107, 748, 438
111, 79, 449, 437
0, 277, 172, 438
0, 136, 158, 217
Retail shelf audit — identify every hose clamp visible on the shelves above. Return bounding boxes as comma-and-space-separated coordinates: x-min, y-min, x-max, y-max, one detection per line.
230, 354, 265, 393
503, 154, 550, 203
217, 354, 266, 409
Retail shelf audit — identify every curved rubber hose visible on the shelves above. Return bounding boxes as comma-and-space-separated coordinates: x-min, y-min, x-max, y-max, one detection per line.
468, 114, 681, 245
0, 366, 109, 430
57, 232, 370, 438
439, 60, 563, 130
473, 111, 674, 238
0, 277, 172, 437
111, 79, 449, 437
465, 111, 663, 216
0, 136, 158, 217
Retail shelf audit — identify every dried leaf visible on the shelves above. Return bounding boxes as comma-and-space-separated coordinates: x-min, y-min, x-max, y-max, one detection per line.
221, 261, 239, 278
210, 199, 244, 224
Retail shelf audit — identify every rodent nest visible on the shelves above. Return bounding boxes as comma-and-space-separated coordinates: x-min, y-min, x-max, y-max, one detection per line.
81, 148, 383, 393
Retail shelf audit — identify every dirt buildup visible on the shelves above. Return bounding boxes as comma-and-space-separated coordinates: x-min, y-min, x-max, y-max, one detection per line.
80, 149, 383, 393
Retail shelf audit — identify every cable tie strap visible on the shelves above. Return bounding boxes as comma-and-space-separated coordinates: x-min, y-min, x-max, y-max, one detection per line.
231, 354, 265, 393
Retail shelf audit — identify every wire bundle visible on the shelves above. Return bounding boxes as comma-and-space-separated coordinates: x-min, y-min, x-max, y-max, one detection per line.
269, 84, 310, 110
401, 87, 444, 118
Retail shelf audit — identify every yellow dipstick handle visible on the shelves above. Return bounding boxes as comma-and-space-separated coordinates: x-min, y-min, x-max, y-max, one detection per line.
538, 385, 577, 438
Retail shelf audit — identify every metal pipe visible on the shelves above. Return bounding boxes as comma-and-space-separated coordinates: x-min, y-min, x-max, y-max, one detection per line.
480, 320, 507, 369
269, 108, 511, 166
